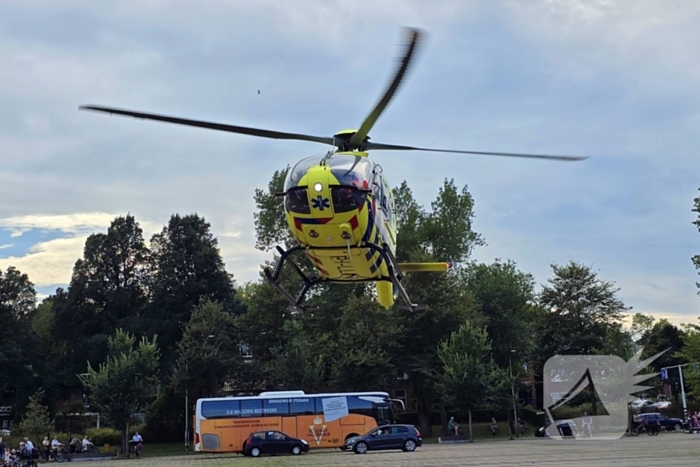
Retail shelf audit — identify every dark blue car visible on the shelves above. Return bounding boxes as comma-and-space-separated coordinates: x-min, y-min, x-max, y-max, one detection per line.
242, 430, 309, 457
344, 424, 422, 454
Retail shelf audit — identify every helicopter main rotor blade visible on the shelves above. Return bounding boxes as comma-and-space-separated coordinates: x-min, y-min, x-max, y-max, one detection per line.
363, 142, 588, 161
79, 105, 335, 145
348, 28, 422, 148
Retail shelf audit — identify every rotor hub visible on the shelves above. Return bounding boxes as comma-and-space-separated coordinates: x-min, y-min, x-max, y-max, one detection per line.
333, 130, 370, 151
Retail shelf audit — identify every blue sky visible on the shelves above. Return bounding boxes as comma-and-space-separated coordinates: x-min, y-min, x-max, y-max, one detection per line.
0, 0, 699, 324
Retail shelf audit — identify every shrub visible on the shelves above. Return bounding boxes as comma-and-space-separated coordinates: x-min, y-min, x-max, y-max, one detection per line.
85, 428, 121, 446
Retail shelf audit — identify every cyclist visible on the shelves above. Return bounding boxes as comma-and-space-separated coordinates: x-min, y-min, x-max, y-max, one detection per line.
448, 417, 460, 436
51, 436, 63, 460
131, 432, 143, 457
490, 418, 499, 435
82, 435, 93, 452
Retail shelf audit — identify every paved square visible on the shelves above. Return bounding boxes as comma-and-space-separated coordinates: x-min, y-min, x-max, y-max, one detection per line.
80, 435, 700, 466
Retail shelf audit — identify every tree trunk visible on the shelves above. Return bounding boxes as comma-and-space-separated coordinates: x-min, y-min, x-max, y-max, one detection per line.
468, 410, 473, 442
439, 400, 447, 437
122, 420, 129, 458
416, 395, 432, 438
507, 411, 514, 439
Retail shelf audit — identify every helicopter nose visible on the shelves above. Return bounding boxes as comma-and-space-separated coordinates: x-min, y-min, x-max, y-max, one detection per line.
306, 167, 333, 218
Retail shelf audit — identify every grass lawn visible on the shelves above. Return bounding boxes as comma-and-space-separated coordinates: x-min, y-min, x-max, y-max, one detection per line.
132, 421, 537, 458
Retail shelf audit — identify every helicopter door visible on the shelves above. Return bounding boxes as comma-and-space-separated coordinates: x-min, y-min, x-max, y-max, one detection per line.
379, 175, 396, 248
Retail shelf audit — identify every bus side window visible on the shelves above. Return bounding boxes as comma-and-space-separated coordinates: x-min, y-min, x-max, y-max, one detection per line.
347, 396, 373, 418
264, 399, 289, 416
240, 400, 262, 418
201, 400, 239, 418
290, 398, 315, 415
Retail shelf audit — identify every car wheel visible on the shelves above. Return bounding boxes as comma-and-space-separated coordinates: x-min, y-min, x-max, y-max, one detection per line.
292, 445, 302, 455
354, 441, 368, 454
403, 439, 417, 452
250, 447, 261, 457
674, 423, 682, 432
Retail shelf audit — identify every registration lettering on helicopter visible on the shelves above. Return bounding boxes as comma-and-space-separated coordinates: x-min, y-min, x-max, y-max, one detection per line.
329, 254, 362, 279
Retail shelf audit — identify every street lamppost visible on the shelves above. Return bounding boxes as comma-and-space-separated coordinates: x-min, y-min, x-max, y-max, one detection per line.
185, 362, 189, 454
509, 350, 518, 438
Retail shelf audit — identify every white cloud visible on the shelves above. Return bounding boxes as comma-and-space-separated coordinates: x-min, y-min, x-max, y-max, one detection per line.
0, 211, 263, 289
0, 244, 12, 249
0, 212, 117, 237
0, 236, 87, 286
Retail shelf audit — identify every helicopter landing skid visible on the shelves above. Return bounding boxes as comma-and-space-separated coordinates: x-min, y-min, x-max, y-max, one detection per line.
262, 243, 428, 313
263, 245, 321, 313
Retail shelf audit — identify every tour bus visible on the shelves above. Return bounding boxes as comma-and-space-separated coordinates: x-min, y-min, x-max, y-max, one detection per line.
194, 390, 403, 453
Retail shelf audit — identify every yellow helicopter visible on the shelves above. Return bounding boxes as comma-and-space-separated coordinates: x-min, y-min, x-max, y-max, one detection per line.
79, 28, 586, 312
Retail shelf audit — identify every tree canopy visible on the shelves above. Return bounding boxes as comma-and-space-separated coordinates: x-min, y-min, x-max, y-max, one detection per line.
2, 171, 699, 451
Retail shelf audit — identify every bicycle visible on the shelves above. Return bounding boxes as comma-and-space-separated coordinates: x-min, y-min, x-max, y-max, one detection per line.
487, 425, 501, 436
519, 425, 530, 436
82, 445, 101, 455
129, 441, 142, 458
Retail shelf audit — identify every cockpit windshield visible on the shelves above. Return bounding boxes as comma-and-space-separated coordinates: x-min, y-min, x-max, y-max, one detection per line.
284, 155, 324, 192
328, 155, 374, 189
283, 154, 375, 191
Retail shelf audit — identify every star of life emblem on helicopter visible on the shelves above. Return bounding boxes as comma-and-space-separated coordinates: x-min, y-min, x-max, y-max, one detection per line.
312, 195, 330, 211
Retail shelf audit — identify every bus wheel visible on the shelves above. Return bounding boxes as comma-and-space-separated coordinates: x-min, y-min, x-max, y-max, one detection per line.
250, 447, 261, 457
354, 442, 368, 454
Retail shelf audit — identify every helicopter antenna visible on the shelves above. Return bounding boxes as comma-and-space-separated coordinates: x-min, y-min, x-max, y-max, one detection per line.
320, 150, 334, 166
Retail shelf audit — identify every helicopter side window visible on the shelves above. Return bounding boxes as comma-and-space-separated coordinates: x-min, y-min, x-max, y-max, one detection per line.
380, 176, 393, 222
285, 188, 311, 214
331, 187, 366, 213
371, 173, 384, 209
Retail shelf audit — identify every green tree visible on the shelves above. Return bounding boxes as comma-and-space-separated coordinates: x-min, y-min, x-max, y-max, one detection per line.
437, 321, 508, 441
171, 300, 242, 401
79, 329, 160, 455
388, 179, 485, 437
0, 265, 37, 317
460, 259, 537, 369
253, 166, 295, 251
395, 179, 485, 437
328, 295, 404, 391
534, 260, 631, 410
264, 319, 329, 392
631, 313, 657, 345
147, 213, 237, 370
693, 188, 700, 295
391, 181, 426, 262
536, 260, 629, 358
419, 179, 485, 266
639, 319, 687, 398
16, 388, 52, 440
676, 320, 700, 399
52, 215, 150, 385
0, 266, 38, 417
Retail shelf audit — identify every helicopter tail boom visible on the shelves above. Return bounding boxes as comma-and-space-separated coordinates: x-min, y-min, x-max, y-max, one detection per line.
397, 262, 449, 272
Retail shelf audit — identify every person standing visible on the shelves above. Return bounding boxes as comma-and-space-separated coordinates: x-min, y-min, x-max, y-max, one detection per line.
582, 412, 592, 438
